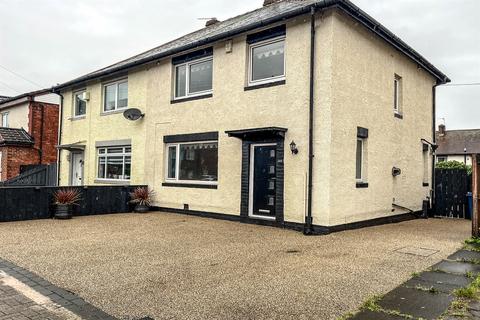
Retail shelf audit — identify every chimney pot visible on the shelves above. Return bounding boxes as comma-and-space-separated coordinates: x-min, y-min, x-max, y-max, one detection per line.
205, 18, 220, 27
263, 0, 284, 6
438, 124, 446, 136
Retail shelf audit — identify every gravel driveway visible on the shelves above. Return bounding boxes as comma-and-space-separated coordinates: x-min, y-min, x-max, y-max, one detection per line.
0, 213, 470, 320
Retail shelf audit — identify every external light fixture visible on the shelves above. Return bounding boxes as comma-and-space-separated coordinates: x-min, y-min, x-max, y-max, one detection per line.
290, 141, 299, 155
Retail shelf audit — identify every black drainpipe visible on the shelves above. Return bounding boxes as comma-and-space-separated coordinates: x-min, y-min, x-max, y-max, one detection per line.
304, 6, 316, 235
54, 91, 64, 186
430, 82, 439, 215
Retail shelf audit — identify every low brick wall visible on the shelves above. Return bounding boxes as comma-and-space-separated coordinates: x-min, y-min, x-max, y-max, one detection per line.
0, 185, 146, 222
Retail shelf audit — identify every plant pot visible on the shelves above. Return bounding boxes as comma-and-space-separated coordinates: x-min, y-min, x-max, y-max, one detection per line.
55, 204, 72, 219
134, 204, 150, 213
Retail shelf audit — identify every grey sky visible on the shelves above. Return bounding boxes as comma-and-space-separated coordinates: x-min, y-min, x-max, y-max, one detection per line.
0, 0, 478, 129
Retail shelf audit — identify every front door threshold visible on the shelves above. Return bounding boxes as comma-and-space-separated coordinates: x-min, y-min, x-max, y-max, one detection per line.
249, 214, 276, 221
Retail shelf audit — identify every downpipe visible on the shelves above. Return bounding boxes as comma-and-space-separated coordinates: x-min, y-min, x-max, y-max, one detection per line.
304, 7, 316, 235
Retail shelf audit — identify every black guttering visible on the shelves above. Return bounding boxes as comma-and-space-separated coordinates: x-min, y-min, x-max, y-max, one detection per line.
52, 0, 449, 92
304, 7, 316, 235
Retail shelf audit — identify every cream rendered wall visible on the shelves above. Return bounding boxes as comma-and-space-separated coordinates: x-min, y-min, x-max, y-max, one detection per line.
0, 102, 29, 129
143, 15, 333, 223
59, 69, 148, 186
324, 11, 435, 226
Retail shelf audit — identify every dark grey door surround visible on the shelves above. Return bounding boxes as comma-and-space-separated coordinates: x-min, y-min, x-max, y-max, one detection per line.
226, 127, 286, 224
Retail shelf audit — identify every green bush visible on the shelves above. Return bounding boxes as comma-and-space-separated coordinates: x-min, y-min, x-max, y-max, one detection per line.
436, 160, 472, 175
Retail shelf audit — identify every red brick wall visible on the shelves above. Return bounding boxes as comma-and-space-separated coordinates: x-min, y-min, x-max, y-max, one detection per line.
28, 102, 59, 164
0, 146, 39, 181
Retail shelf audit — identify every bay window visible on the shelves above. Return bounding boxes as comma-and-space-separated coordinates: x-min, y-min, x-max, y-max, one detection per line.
165, 141, 218, 184
97, 146, 131, 181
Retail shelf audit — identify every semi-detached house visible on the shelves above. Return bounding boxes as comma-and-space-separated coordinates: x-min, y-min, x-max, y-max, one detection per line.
54, 0, 450, 234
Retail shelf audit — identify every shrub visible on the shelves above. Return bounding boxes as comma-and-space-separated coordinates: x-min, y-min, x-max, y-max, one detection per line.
436, 160, 472, 175
129, 187, 155, 207
53, 188, 82, 205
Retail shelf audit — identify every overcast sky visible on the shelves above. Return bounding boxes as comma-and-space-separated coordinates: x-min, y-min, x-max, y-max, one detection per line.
0, 0, 478, 129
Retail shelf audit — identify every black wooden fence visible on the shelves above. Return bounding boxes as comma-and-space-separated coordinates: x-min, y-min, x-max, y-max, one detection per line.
0, 185, 146, 222
435, 168, 471, 219
0, 164, 57, 187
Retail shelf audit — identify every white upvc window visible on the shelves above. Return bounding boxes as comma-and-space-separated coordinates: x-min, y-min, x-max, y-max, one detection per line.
103, 79, 128, 112
97, 146, 131, 181
165, 141, 218, 185
73, 90, 87, 117
356, 138, 364, 182
394, 74, 402, 114
248, 36, 285, 86
1, 112, 8, 127
174, 57, 213, 99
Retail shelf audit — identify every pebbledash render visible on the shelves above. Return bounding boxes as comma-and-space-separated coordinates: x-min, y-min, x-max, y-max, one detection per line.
54, 0, 450, 233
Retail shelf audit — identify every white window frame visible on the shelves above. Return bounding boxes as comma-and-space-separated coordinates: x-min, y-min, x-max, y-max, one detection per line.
248, 36, 286, 87
96, 145, 131, 181
173, 56, 213, 100
164, 140, 218, 185
356, 138, 364, 182
103, 79, 128, 113
394, 75, 402, 114
1, 112, 8, 127
73, 90, 87, 118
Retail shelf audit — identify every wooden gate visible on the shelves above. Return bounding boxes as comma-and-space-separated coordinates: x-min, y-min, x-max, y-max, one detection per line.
435, 168, 470, 219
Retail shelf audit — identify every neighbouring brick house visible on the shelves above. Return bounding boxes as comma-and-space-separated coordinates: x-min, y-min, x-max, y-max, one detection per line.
0, 90, 59, 182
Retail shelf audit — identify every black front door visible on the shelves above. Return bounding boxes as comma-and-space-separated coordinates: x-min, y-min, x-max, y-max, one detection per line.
251, 144, 276, 218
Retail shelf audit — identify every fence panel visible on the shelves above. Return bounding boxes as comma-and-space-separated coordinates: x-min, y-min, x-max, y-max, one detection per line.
0, 185, 144, 222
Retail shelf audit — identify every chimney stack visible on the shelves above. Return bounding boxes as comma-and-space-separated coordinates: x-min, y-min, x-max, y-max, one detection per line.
205, 18, 220, 27
263, 0, 284, 6
438, 124, 446, 136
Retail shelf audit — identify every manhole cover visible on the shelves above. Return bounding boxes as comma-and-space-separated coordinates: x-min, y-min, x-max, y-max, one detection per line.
394, 246, 439, 257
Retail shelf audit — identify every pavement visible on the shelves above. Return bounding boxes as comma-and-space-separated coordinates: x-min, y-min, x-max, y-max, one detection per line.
0, 258, 115, 320
349, 248, 480, 320
0, 213, 470, 320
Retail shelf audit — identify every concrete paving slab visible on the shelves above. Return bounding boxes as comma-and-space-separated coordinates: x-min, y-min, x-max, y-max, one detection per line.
395, 246, 439, 257
432, 260, 480, 275
378, 286, 453, 320
350, 310, 405, 319
448, 250, 480, 262
403, 271, 472, 293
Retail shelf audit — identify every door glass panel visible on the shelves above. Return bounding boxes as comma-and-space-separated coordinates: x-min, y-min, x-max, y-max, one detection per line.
269, 165, 275, 174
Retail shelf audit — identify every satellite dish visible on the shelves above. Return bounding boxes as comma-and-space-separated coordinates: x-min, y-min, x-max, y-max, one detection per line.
123, 108, 145, 121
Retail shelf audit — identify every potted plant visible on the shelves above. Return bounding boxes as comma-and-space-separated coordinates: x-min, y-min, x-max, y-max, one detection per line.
129, 187, 155, 213
53, 188, 81, 219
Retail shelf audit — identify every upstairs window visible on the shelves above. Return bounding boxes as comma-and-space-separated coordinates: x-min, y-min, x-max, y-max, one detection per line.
73, 90, 87, 117
247, 25, 286, 86
1, 112, 8, 127
394, 74, 402, 114
97, 146, 131, 181
103, 79, 128, 112
173, 48, 213, 100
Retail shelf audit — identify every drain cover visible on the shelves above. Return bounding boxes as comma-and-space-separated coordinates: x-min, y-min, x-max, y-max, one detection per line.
394, 246, 439, 257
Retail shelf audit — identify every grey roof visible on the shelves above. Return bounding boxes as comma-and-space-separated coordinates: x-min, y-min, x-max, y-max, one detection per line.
54, 0, 450, 91
0, 95, 10, 102
436, 129, 480, 155
0, 128, 34, 147
0, 88, 52, 106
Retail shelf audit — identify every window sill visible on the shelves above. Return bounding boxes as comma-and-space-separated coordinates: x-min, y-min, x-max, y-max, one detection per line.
94, 179, 131, 185
162, 182, 217, 189
100, 109, 128, 116
394, 112, 403, 119
69, 116, 86, 121
244, 80, 286, 91
171, 94, 213, 104
423, 182, 429, 187
356, 182, 369, 188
